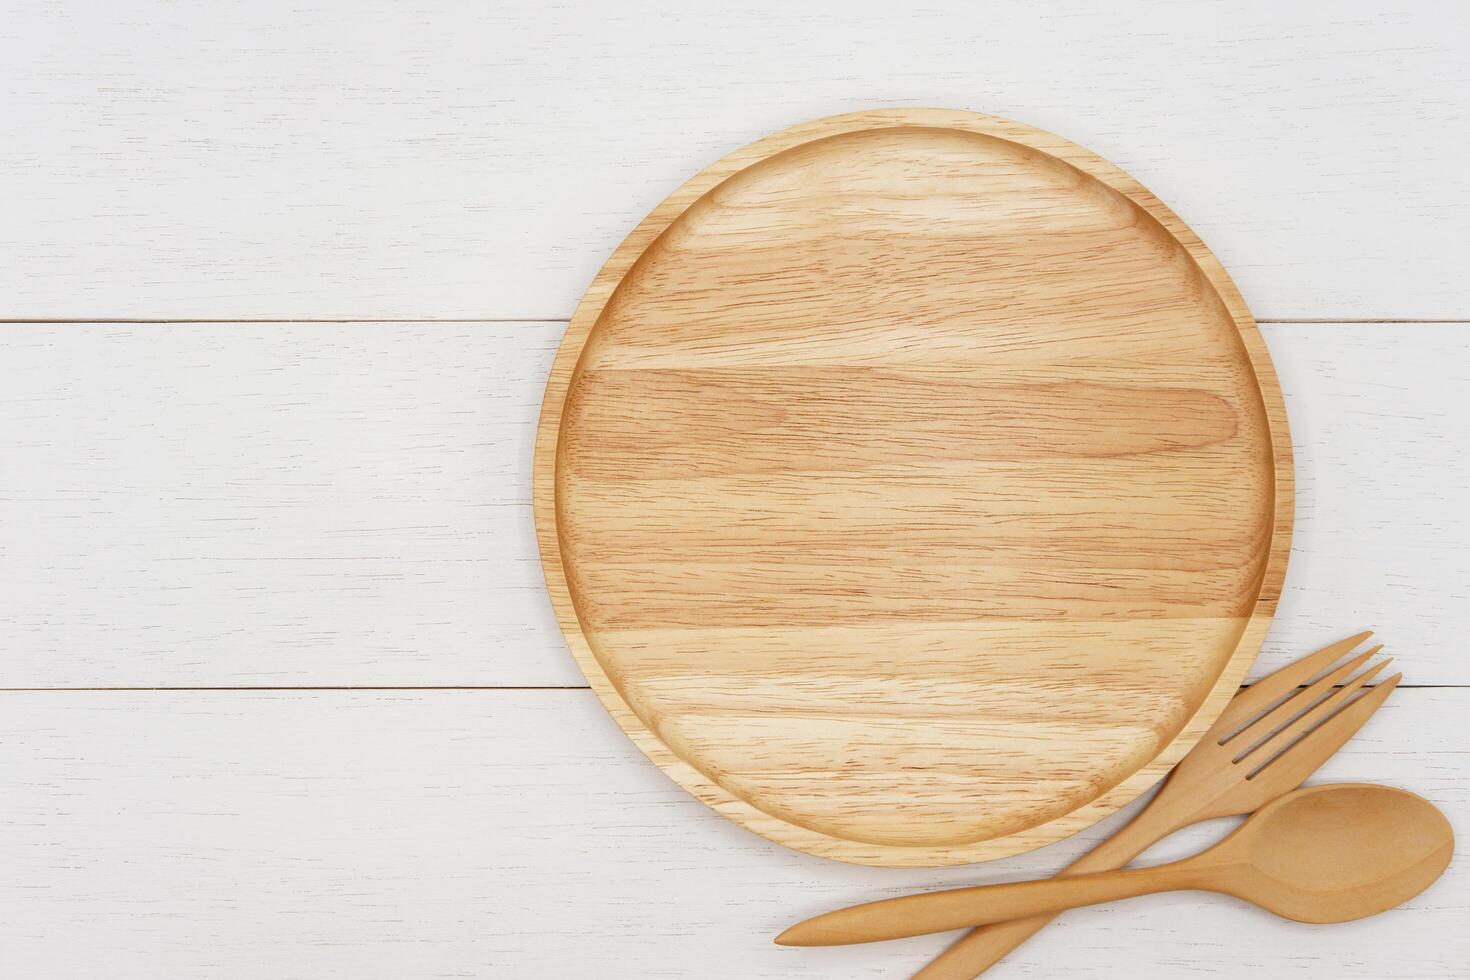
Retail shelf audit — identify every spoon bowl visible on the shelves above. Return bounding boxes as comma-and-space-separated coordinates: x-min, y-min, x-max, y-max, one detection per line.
1223, 784, 1455, 923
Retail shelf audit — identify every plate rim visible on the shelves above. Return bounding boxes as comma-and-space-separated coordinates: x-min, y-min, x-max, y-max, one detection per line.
532, 107, 1294, 867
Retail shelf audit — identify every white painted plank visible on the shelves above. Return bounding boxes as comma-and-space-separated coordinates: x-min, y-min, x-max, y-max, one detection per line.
0, 322, 573, 686
0, 688, 1463, 979
3, 321, 1469, 687
1263, 323, 1470, 681
2, 0, 1467, 320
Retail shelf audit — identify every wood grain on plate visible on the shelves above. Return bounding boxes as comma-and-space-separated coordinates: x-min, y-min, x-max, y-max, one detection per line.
535, 109, 1292, 866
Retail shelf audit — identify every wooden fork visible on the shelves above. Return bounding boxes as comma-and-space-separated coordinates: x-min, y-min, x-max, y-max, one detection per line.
912, 632, 1400, 979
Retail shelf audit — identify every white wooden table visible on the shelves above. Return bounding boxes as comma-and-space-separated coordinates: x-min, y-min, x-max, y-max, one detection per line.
3, 3, 1468, 977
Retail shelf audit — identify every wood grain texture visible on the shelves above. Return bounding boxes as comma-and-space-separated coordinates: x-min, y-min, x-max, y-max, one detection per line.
0, 688, 1463, 979
2, 321, 1468, 689
2, 1, 1468, 320
535, 109, 1292, 866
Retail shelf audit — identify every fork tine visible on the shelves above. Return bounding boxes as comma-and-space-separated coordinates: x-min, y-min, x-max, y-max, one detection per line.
1241, 666, 1399, 775
1222, 645, 1382, 749
1245, 672, 1400, 786
1205, 630, 1374, 740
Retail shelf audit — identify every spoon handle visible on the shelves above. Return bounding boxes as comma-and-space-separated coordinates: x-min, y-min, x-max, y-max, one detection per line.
777, 862, 1201, 947
912, 794, 1189, 978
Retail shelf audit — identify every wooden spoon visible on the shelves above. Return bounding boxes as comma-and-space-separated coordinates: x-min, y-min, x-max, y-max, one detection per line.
776, 784, 1453, 947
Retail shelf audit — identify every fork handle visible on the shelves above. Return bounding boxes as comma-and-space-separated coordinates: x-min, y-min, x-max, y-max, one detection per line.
912, 797, 1188, 979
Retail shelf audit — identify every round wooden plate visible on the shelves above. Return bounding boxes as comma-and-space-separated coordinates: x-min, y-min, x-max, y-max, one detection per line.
535, 109, 1292, 867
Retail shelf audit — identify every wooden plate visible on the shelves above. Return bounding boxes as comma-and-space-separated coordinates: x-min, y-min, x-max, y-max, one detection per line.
534, 109, 1292, 867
